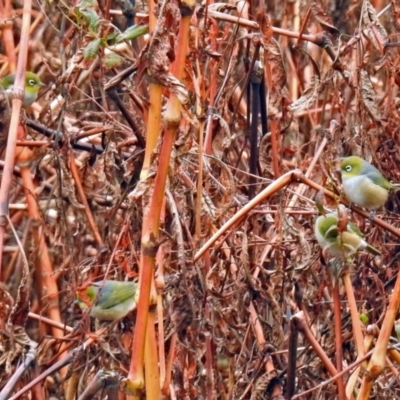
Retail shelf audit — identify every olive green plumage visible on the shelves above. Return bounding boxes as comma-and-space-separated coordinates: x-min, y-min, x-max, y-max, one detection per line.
76, 280, 138, 321
0, 71, 45, 106
338, 156, 393, 211
315, 209, 380, 259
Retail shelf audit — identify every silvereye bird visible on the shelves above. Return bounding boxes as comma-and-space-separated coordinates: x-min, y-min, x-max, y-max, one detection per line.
0, 71, 45, 106
76, 280, 138, 321
338, 156, 393, 211
315, 209, 380, 259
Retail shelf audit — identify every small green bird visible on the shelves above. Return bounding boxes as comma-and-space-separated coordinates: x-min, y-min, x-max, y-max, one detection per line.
315, 209, 380, 259
76, 280, 138, 321
338, 156, 393, 211
0, 71, 45, 106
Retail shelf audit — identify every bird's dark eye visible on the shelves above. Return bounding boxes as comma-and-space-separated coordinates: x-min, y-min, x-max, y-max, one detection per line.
28, 79, 35, 86
345, 165, 352, 172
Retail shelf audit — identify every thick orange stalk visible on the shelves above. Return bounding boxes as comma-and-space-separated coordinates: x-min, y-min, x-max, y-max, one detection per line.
17, 146, 62, 336
129, 2, 194, 393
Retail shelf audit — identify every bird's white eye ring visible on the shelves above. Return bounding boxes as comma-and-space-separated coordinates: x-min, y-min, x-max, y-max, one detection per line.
28, 79, 35, 86
345, 165, 352, 172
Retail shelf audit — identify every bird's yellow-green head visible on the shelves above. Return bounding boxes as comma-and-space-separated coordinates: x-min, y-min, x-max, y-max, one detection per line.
76, 280, 138, 321
0, 71, 45, 106
338, 156, 392, 211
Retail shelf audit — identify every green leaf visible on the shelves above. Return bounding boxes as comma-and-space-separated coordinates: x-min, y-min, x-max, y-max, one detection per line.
359, 313, 369, 325
104, 53, 123, 69
83, 38, 101, 61
116, 25, 148, 43
80, 8, 100, 31
106, 32, 118, 42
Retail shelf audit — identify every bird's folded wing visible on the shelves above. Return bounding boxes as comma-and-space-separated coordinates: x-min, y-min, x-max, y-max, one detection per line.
97, 283, 137, 309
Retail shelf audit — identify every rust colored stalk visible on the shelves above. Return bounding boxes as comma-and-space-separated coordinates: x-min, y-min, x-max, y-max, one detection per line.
332, 282, 346, 399
263, 50, 281, 178
129, 125, 175, 389
68, 152, 104, 247
156, 289, 166, 390
207, 10, 319, 43
205, 333, 214, 400
357, 261, 400, 399
293, 311, 337, 377
129, 2, 193, 391
17, 147, 62, 338
347, 334, 374, 398
342, 272, 366, 398
269, 117, 281, 178
0, 0, 31, 275
203, 17, 219, 155
144, 309, 160, 399
0, 0, 17, 72
140, 84, 163, 179
140, 0, 161, 179
200, 12, 230, 392
162, 332, 177, 395
296, 6, 312, 46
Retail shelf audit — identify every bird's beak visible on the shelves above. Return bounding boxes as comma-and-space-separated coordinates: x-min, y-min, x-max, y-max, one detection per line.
38, 82, 46, 87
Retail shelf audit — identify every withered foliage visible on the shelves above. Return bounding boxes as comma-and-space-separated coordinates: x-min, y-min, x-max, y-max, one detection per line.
1, 0, 400, 399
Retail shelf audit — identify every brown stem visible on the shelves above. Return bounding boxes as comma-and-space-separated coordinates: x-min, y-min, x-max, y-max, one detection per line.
357, 260, 400, 398
332, 283, 346, 399
0, 0, 32, 274
68, 152, 104, 247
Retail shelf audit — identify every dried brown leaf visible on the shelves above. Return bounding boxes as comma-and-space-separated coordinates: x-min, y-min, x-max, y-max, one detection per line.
203, 156, 236, 218
81, 146, 122, 197
212, 115, 232, 159
144, 3, 188, 104
311, 2, 339, 36
362, 0, 388, 52
250, 370, 278, 400
8, 270, 30, 327
55, 146, 85, 210
287, 75, 321, 112
360, 69, 381, 121
391, 0, 400, 30
170, 289, 194, 343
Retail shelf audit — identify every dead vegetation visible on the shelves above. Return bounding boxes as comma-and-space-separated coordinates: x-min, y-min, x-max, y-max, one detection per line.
1, 0, 400, 399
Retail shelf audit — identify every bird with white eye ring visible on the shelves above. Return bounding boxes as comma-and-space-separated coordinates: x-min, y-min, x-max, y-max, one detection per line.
337, 156, 396, 213
0, 71, 45, 106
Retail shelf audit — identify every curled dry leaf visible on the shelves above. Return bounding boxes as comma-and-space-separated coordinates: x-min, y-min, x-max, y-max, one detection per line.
391, 0, 400, 31
287, 75, 322, 112
362, 0, 388, 52
311, 2, 339, 36
212, 115, 232, 159
360, 69, 381, 121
